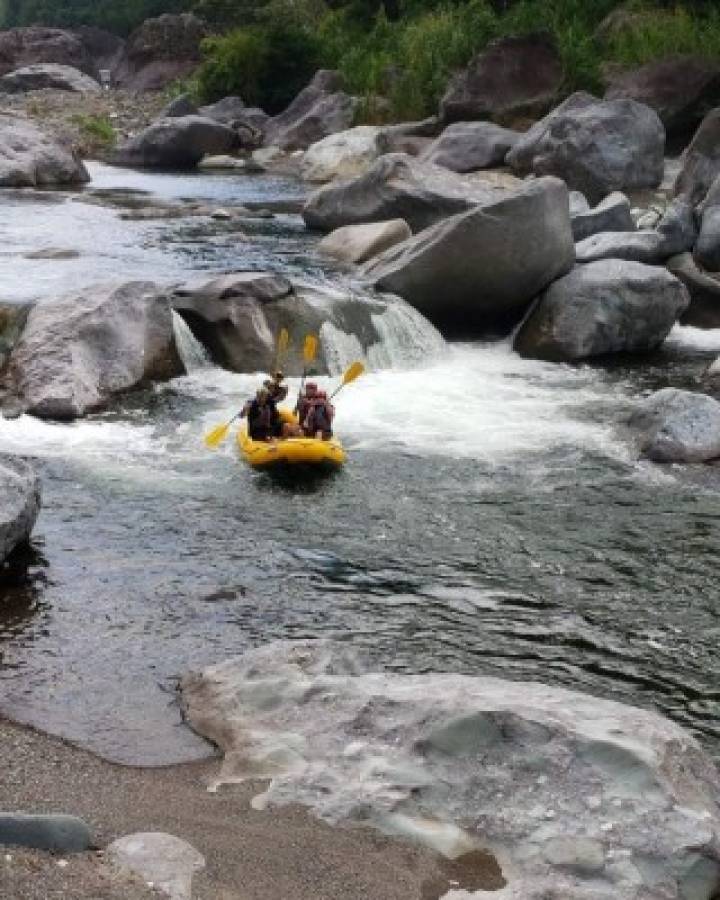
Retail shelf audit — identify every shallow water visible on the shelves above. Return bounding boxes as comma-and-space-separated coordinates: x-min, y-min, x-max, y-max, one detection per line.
1, 166, 720, 766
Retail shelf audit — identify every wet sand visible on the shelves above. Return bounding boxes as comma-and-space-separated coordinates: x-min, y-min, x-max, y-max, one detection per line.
0, 717, 505, 899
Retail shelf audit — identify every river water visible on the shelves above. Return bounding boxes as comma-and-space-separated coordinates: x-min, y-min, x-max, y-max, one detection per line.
1, 164, 719, 766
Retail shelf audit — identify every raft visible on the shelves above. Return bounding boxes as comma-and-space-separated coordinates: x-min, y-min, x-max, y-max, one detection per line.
237, 409, 346, 471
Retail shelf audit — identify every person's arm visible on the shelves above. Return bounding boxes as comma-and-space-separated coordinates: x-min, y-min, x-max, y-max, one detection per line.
239, 401, 251, 419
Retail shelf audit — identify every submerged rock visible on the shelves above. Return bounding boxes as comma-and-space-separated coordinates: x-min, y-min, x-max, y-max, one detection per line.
363, 176, 575, 333
171, 272, 444, 374
303, 153, 508, 233
317, 219, 411, 264
108, 833, 204, 900
629, 387, 720, 462
0, 455, 41, 565
111, 115, 239, 169
506, 92, 665, 204
0, 114, 89, 187
2, 281, 183, 419
181, 639, 720, 900
514, 260, 689, 361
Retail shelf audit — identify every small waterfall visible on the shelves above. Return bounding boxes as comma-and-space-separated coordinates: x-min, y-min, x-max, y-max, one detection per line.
368, 297, 445, 369
172, 311, 212, 373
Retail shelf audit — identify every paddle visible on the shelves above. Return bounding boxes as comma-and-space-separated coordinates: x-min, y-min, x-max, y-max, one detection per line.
329, 361, 364, 399
295, 334, 318, 411
204, 329, 290, 449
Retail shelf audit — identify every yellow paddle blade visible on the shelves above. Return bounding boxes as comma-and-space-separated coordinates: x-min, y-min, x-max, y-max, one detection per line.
278, 328, 290, 355
342, 361, 364, 385
303, 334, 318, 364
204, 421, 231, 449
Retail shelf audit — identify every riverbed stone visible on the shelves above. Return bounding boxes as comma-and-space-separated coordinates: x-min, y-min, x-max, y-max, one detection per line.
111, 115, 239, 169
0, 62, 100, 93
0, 114, 89, 187
674, 108, 720, 204
0, 455, 41, 565
628, 387, 720, 463
0, 814, 91, 852
107, 832, 204, 900
301, 126, 387, 183
571, 191, 634, 242
362, 176, 574, 333
514, 260, 689, 361
265, 70, 357, 151
1, 281, 183, 419
181, 639, 720, 900
420, 122, 520, 173
303, 152, 508, 233
506, 92, 665, 204
318, 219, 411, 264
668, 252, 720, 327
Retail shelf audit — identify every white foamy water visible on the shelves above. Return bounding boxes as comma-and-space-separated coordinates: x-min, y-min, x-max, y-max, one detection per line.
666, 324, 720, 352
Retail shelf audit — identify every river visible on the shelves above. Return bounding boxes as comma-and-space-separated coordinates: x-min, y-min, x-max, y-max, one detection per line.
1, 163, 719, 766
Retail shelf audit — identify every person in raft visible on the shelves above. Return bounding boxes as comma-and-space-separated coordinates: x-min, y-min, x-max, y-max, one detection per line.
264, 371, 288, 404
297, 382, 334, 439
241, 388, 281, 441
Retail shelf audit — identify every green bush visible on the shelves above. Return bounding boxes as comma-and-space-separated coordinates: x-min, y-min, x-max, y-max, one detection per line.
604, 4, 720, 67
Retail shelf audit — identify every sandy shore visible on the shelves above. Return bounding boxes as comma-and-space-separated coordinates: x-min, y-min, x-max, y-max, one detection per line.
0, 716, 504, 899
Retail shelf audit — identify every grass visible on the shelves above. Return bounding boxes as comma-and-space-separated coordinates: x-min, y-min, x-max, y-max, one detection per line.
71, 114, 117, 151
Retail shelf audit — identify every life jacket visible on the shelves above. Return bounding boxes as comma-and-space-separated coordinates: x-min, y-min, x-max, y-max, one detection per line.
303, 391, 334, 436
248, 398, 277, 439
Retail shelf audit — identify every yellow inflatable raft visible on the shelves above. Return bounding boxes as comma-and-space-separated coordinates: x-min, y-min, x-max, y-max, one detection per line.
237, 410, 346, 471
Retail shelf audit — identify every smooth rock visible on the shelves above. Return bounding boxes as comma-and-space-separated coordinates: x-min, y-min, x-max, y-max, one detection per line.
514, 260, 689, 361
301, 126, 387, 183
420, 122, 520, 173
318, 219, 411, 264
694, 174, 720, 272
172, 273, 443, 374
604, 56, 720, 139
0, 456, 41, 564
181, 639, 720, 900
440, 34, 563, 125
2, 281, 183, 419
111, 115, 239, 169
507, 92, 665, 204
0, 814, 91, 853
628, 387, 720, 462
303, 152, 508, 233
0, 114, 89, 187
265, 70, 357, 151
674, 108, 720, 204
571, 191, 634, 242
363, 176, 575, 333
668, 252, 720, 328
0, 62, 100, 93
108, 833, 204, 900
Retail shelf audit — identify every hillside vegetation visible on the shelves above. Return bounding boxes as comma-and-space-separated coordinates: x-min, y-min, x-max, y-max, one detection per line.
3, 0, 720, 118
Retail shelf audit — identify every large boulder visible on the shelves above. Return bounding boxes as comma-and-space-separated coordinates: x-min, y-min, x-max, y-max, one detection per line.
1, 282, 183, 419
440, 34, 563, 126
0, 63, 100, 93
668, 252, 720, 328
363, 177, 575, 334
113, 13, 207, 92
0, 27, 88, 76
570, 191, 634, 242
514, 260, 689, 362
694, 174, 720, 271
0, 455, 41, 565
628, 388, 720, 462
303, 153, 509, 233
182, 639, 720, 900
604, 56, 720, 140
171, 272, 444, 374
111, 116, 239, 169
420, 121, 520, 173
506, 92, 665, 204
0, 114, 89, 187
674, 108, 720, 204
301, 126, 387, 183
318, 219, 412, 265
265, 70, 357, 151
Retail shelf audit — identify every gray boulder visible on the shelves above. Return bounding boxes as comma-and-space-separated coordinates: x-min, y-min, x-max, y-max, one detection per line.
628, 387, 720, 462
506, 92, 665, 204
198, 96, 245, 123
108, 833, 204, 900
111, 115, 239, 169
514, 260, 689, 361
380, 118, 440, 157
318, 220, 412, 265
0, 814, 90, 852
265, 71, 357, 151
172, 272, 443, 374
363, 176, 575, 333
440, 34, 563, 125
1, 282, 183, 419
694, 174, 720, 271
571, 191, 634, 242
667, 252, 720, 328
199, 97, 269, 143
303, 153, 509, 233
0, 114, 89, 187
420, 121, 520, 172
0, 62, 100, 93
0, 456, 41, 565
182, 639, 720, 900
674, 108, 720, 204
162, 93, 198, 118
